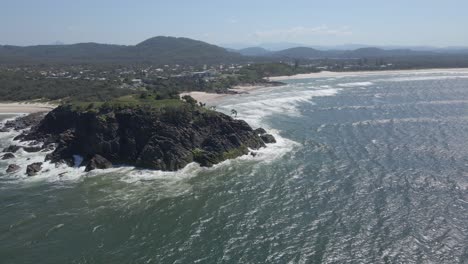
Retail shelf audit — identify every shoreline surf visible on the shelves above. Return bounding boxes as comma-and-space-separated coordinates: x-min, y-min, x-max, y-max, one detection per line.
183, 68, 468, 103
268, 67, 468, 81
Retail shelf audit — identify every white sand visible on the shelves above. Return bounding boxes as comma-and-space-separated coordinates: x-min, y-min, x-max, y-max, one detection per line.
180, 92, 229, 104
180, 84, 274, 104
185, 68, 468, 104
0, 102, 56, 114
268, 68, 468, 81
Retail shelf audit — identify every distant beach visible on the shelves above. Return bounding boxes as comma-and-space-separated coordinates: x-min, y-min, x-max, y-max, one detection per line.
268, 68, 468, 81
181, 84, 272, 104
183, 68, 468, 104
0, 102, 56, 114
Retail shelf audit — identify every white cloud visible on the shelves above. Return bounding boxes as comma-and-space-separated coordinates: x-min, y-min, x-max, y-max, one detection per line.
254, 25, 352, 39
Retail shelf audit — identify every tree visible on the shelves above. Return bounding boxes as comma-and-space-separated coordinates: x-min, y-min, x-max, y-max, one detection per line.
182, 95, 197, 106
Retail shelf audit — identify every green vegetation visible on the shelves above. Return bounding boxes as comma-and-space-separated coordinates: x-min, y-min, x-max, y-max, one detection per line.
0, 36, 244, 66
67, 93, 184, 112
222, 145, 248, 160
238, 62, 320, 81
0, 70, 134, 102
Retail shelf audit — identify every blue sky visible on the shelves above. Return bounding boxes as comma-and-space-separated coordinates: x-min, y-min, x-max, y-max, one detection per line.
1, 0, 467, 47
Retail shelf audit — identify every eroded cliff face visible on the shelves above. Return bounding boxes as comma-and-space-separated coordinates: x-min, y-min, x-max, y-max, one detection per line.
21, 104, 274, 171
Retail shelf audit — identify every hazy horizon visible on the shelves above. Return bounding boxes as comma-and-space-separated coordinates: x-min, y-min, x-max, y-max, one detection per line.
1, 0, 467, 47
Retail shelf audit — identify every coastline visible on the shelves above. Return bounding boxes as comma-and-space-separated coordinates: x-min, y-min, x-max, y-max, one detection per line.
268, 68, 468, 81
181, 84, 274, 104
0, 102, 57, 114
184, 68, 468, 104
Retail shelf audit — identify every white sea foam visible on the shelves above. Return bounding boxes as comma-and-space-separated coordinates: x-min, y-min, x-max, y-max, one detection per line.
94, 84, 338, 183
1, 83, 341, 184
337, 82, 374, 87
218, 85, 340, 128
378, 75, 468, 82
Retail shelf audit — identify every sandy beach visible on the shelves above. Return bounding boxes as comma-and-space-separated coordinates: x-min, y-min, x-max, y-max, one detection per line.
0, 102, 56, 114
268, 68, 468, 81
181, 84, 272, 104
183, 68, 468, 103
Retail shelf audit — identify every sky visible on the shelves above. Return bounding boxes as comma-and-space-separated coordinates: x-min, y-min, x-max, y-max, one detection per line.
1, 0, 467, 47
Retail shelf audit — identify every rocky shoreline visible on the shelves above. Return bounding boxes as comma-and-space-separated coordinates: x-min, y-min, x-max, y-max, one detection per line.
1, 104, 276, 176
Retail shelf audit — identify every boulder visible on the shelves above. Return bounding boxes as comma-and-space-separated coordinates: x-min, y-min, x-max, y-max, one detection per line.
26, 162, 43, 176
6, 164, 20, 173
85, 154, 112, 172
3, 145, 21, 153
2, 153, 15, 160
254, 128, 267, 135
23, 146, 42, 153
41, 144, 55, 152
2, 112, 47, 131
260, 134, 277, 144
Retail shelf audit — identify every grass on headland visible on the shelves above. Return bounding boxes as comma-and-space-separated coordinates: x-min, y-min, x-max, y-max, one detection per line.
67, 93, 185, 112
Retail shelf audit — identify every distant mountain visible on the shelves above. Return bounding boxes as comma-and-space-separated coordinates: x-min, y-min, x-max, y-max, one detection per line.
0, 36, 243, 65
258, 47, 437, 59
271, 47, 329, 59
0, 43, 126, 63
342, 48, 435, 58
237, 47, 272, 56
1, 36, 467, 65
130, 36, 241, 64
221, 42, 306, 51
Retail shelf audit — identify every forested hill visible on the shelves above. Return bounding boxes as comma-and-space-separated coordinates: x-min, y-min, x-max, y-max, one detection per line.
0, 36, 244, 65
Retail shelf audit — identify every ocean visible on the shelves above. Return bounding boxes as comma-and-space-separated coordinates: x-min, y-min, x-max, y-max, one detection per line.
1, 70, 467, 263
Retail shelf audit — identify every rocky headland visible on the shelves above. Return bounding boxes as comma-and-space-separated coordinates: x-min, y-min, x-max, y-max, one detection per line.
2, 97, 276, 175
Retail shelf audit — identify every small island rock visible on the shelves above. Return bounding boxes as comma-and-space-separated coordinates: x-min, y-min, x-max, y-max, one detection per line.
2, 153, 15, 160
6, 164, 20, 173
26, 162, 43, 176
3, 145, 21, 153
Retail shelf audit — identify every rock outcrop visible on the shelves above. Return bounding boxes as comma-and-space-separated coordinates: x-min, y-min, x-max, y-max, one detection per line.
20, 104, 275, 171
254, 127, 277, 144
84, 154, 112, 172
2, 112, 47, 132
2, 153, 15, 160
26, 162, 42, 176
3, 145, 21, 153
260, 134, 277, 144
6, 164, 20, 173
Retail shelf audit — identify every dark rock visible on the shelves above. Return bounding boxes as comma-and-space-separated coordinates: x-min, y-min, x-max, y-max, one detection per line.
3, 145, 21, 153
2, 153, 15, 160
2, 112, 47, 132
6, 164, 20, 173
23, 146, 42, 153
260, 134, 277, 144
85, 154, 113, 172
28, 140, 41, 146
26, 162, 42, 176
254, 128, 267, 135
250, 152, 257, 157
19, 104, 269, 171
41, 144, 55, 152
0, 127, 10, 132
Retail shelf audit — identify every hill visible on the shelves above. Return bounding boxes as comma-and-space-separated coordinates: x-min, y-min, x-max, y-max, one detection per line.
272, 47, 328, 59
0, 36, 243, 65
237, 47, 272, 56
